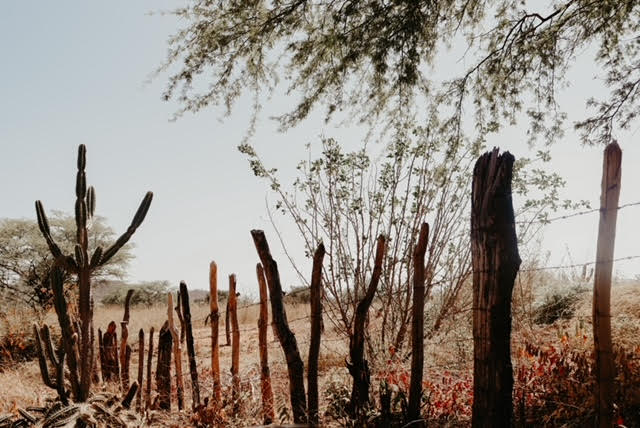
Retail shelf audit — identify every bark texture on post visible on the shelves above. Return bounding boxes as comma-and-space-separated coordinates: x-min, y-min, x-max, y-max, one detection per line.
408, 222, 429, 424
348, 235, 386, 416
156, 321, 172, 411
120, 289, 134, 392
136, 329, 144, 412
251, 229, 307, 424
168, 293, 185, 410
102, 321, 120, 382
180, 281, 201, 410
229, 274, 241, 416
471, 149, 520, 428
210, 261, 222, 404
256, 263, 275, 425
308, 243, 326, 426
145, 327, 154, 411
593, 142, 622, 428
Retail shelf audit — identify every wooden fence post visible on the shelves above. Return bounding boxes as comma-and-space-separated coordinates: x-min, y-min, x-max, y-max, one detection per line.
225, 297, 231, 347
120, 289, 134, 392
168, 293, 185, 410
136, 329, 144, 412
408, 222, 429, 424
348, 235, 386, 417
251, 229, 307, 424
257, 263, 275, 425
471, 149, 521, 428
593, 142, 622, 427
156, 321, 172, 411
229, 274, 241, 416
102, 321, 120, 382
180, 281, 201, 410
210, 261, 222, 404
145, 326, 154, 411
308, 243, 325, 426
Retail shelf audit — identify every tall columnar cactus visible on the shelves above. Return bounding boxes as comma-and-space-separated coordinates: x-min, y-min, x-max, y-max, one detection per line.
35, 144, 153, 402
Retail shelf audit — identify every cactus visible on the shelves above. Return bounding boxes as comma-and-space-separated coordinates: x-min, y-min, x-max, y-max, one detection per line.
34, 144, 152, 402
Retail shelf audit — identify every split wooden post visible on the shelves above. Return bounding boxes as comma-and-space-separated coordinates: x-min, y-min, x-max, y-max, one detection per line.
120, 289, 134, 392
156, 321, 172, 411
348, 235, 386, 416
168, 293, 185, 410
251, 229, 307, 424
229, 274, 241, 416
593, 142, 622, 428
136, 329, 144, 412
408, 222, 429, 424
145, 326, 155, 411
308, 243, 326, 426
175, 291, 186, 344
210, 262, 222, 404
257, 263, 275, 425
180, 281, 201, 410
471, 149, 521, 428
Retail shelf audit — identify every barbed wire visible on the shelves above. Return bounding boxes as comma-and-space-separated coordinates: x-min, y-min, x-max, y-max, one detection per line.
515, 200, 640, 225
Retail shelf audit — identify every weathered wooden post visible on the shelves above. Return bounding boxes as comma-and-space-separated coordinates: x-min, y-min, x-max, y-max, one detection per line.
145, 326, 154, 411
408, 222, 429, 424
593, 142, 622, 428
471, 148, 521, 428
348, 235, 386, 417
120, 289, 134, 392
102, 321, 120, 382
225, 297, 231, 346
308, 243, 325, 426
256, 263, 275, 425
136, 328, 144, 412
251, 229, 307, 424
210, 262, 222, 404
229, 274, 241, 416
168, 293, 185, 410
180, 281, 201, 410
156, 321, 172, 411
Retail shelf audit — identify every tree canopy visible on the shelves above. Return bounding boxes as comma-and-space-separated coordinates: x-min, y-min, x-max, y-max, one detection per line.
161, 0, 640, 146
0, 213, 132, 309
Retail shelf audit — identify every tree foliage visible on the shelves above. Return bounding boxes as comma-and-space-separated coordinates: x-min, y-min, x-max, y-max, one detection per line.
161, 0, 640, 146
0, 212, 132, 309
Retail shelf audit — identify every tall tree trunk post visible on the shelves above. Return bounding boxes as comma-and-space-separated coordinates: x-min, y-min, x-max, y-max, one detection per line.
251, 229, 308, 424
180, 281, 201, 410
256, 263, 275, 425
593, 142, 622, 428
308, 243, 326, 426
471, 149, 521, 428
156, 321, 172, 411
210, 261, 222, 404
145, 327, 154, 411
168, 292, 185, 410
408, 223, 429, 424
348, 235, 386, 417
136, 329, 144, 412
229, 274, 241, 417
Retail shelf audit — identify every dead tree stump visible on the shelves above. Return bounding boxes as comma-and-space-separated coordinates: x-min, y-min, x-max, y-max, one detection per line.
156, 321, 172, 411
251, 229, 307, 424
471, 149, 520, 428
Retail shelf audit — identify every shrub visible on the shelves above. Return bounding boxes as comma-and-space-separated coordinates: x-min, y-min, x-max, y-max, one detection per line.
284, 285, 311, 305
101, 280, 171, 306
534, 285, 586, 325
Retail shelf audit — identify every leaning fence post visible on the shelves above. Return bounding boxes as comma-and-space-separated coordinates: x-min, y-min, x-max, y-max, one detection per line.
251, 229, 308, 424
593, 142, 622, 428
308, 243, 326, 426
180, 281, 201, 410
408, 223, 429, 424
229, 274, 241, 417
210, 261, 222, 404
168, 292, 185, 410
256, 263, 275, 425
471, 148, 521, 428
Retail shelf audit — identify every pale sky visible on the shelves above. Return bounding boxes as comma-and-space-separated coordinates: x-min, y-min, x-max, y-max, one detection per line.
2, 2, 639, 296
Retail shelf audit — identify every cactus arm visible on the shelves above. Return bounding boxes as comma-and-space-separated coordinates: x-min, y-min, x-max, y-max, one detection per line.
34, 323, 56, 389
99, 192, 152, 267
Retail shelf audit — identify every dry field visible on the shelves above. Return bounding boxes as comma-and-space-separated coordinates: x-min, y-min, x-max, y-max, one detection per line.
1, 280, 640, 427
